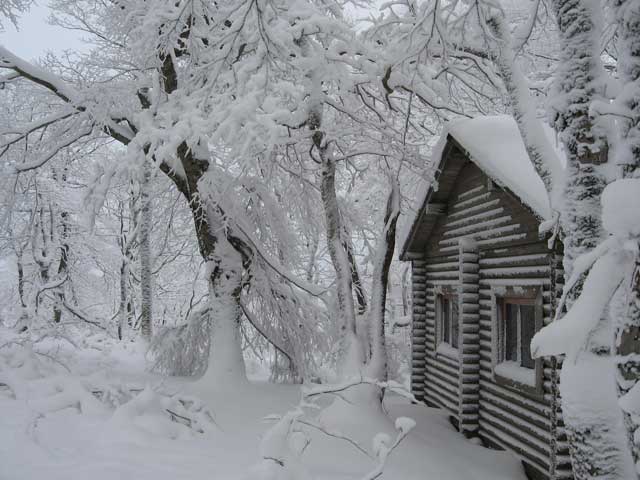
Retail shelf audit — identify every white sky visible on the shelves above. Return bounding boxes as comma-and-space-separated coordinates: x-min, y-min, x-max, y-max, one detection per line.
0, 2, 83, 60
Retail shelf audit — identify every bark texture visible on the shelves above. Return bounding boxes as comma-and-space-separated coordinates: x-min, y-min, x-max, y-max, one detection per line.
53, 210, 69, 324
550, 0, 636, 477
613, 1, 640, 472
365, 180, 400, 382
318, 140, 362, 376
138, 160, 153, 341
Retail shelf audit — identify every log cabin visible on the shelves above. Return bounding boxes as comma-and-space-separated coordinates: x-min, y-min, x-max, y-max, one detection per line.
399, 116, 571, 480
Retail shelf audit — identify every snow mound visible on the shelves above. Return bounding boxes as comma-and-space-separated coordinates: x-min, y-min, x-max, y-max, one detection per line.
602, 178, 640, 237
0, 327, 527, 480
394, 416, 416, 433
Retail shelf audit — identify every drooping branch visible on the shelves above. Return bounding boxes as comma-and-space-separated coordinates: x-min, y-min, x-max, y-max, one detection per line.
15, 125, 93, 173
240, 300, 296, 370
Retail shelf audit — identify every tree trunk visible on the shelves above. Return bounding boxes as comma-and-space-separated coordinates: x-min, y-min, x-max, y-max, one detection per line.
139, 160, 153, 341
168, 145, 252, 384
53, 210, 69, 324
345, 237, 367, 315
117, 257, 130, 341
199, 227, 248, 385
550, 0, 636, 476
366, 180, 400, 383
318, 144, 363, 377
612, 0, 640, 472
614, 261, 640, 477
32, 204, 50, 314
16, 252, 26, 309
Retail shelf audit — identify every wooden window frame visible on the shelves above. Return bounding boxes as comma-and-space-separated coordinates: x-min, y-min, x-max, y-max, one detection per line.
500, 298, 536, 366
435, 286, 460, 360
491, 286, 544, 397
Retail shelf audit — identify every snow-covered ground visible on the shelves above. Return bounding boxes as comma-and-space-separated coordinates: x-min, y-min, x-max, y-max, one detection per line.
0, 328, 526, 480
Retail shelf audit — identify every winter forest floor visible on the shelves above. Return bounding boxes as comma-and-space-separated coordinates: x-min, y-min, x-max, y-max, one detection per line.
0, 328, 526, 480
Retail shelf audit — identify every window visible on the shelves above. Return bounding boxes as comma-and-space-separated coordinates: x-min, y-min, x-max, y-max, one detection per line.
493, 291, 542, 391
501, 299, 536, 369
437, 293, 459, 349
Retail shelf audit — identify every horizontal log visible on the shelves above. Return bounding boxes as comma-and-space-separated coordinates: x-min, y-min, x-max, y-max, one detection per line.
478, 425, 550, 476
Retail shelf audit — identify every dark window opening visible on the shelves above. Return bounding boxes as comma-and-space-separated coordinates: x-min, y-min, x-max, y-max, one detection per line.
438, 294, 459, 349
501, 299, 536, 370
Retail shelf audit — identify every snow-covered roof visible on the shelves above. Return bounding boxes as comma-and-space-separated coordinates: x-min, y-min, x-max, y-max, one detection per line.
400, 115, 553, 258
448, 116, 551, 219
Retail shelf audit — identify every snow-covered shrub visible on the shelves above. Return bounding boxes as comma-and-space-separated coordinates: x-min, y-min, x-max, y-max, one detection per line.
148, 307, 210, 376
246, 378, 416, 479
386, 322, 411, 387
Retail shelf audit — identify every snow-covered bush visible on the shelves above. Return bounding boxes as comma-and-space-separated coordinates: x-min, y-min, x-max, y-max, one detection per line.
148, 307, 210, 376
247, 378, 416, 480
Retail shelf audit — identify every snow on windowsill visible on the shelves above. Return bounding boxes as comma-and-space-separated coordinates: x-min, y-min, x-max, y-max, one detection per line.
494, 361, 535, 388
436, 343, 460, 362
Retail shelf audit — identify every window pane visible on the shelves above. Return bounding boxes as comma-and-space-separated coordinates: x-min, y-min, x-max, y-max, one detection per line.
504, 303, 518, 362
520, 304, 536, 369
451, 298, 459, 348
442, 298, 450, 344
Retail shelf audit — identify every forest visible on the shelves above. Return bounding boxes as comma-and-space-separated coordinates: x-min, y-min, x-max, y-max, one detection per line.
0, 0, 639, 479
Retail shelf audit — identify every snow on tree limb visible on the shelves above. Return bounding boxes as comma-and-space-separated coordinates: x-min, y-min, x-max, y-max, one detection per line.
532, 179, 640, 361
484, 10, 564, 197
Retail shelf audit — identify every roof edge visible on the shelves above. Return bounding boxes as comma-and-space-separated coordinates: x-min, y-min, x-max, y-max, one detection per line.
398, 135, 454, 261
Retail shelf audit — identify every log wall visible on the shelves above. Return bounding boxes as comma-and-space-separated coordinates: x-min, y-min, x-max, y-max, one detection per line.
409, 153, 572, 480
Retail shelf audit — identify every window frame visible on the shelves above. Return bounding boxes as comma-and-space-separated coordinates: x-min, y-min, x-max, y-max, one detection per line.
500, 297, 536, 368
491, 285, 544, 397
435, 286, 460, 360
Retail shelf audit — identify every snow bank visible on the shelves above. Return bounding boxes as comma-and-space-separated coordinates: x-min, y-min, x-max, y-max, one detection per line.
0, 327, 526, 480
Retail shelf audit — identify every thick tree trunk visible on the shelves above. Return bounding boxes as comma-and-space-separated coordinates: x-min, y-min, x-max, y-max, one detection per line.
559, 352, 635, 480
550, 0, 636, 476
198, 221, 248, 385
318, 146, 363, 377
612, 1, 640, 472
201, 261, 246, 384
614, 262, 640, 477
366, 180, 400, 383
167, 146, 251, 384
